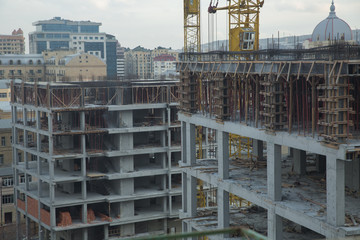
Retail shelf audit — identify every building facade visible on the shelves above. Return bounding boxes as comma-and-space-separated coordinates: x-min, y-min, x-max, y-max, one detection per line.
153, 54, 177, 80
11, 80, 182, 240
0, 29, 25, 55
29, 17, 117, 79
0, 50, 106, 83
116, 42, 125, 80
125, 47, 179, 80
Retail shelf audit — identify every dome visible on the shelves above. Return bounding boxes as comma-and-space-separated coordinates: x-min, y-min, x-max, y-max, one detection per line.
311, 1, 353, 42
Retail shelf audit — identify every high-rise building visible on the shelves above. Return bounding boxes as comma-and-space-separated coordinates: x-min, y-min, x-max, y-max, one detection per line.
116, 42, 125, 80
29, 17, 117, 79
0, 29, 25, 55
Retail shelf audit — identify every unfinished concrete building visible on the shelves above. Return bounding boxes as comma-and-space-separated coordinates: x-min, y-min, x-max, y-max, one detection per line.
10, 80, 182, 240
178, 46, 360, 239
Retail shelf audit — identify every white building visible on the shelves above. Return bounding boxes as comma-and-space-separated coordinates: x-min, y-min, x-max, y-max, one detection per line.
153, 54, 177, 80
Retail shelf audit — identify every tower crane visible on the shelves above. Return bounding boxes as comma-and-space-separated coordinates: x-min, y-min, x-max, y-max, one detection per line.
183, 0, 264, 53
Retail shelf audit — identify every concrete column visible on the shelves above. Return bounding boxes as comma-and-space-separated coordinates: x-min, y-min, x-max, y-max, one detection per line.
182, 172, 187, 213
50, 207, 56, 228
82, 228, 88, 240
217, 188, 229, 232
181, 121, 187, 164
25, 215, 30, 239
267, 142, 282, 201
293, 149, 306, 175
253, 139, 264, 161
104, 225, 109, 240
217, 131, 229, 179
326, 155, 345, 226
186, 175, 197, 218
50, 231, 56, 240
205, 127, 209, 158
82, 204, 87, 224
186, 123, 196, 166
268, 208, 283, 240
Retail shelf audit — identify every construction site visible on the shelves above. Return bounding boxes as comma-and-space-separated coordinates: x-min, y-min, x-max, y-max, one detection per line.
9, 0, 360, 240
10, 80, 182, 239
178, 0, 360, 239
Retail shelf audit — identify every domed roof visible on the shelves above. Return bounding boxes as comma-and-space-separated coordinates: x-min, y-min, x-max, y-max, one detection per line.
311, 1, 353, 42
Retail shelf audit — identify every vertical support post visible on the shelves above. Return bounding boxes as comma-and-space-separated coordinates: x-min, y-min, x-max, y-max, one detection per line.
267, 142, 282, 201
217, 131, 229, 179
326, 155, 345, 226
186, 122, 196, 166
268, 209, 283, 240
186, 175, 197, 218
217, 188, 229, 231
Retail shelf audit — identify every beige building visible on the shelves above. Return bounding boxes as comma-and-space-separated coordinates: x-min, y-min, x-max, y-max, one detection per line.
44, 50, 107, 82
0, 55, 45, 82
0, 50, 106, 83
0, 29, 25, 55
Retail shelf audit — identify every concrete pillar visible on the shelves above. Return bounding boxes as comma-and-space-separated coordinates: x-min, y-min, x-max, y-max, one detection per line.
82, 204, 87, 224
182, 172, 187, 213
253, 139, 264, 161
104, 225, 109, 240
186, 123, 196, 166
50, 207, 56, 228
326, 155, 345, 226
181, 121, 187, 164
267, 142, 282, 201
268, 208, 283, 240
186, 175, 197, 218
217, 131, 229, 179
217, 188, 229, 232
293, 149, 306, 175
82, 228, 88, 240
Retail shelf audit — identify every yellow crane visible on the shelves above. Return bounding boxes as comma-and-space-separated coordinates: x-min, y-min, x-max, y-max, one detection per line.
208, 0, 264, 52
184, 0, 201, 53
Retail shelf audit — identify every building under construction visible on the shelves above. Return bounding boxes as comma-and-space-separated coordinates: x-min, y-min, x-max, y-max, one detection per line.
178, 0, 360, 239
10, 80, 182, 240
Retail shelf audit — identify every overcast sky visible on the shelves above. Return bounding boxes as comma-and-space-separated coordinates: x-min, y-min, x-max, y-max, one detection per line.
0, 0, 359, 51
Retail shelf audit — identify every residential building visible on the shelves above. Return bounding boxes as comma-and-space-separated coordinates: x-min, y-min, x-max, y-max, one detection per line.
0, 29, 25, 55
0, 80, 11, 119
153, 54, 177, 80
125, 47, 179, 80
29, 17, 117, 79
11, 80, 182, 240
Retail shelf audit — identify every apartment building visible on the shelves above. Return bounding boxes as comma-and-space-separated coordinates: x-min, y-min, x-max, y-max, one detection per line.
0, 29, 25, 55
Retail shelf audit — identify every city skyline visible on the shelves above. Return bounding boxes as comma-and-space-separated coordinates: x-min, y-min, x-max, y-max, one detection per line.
0, 0, 359, 51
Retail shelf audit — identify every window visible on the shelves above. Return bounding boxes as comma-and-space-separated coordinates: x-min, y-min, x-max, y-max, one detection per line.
9, 60, 13, 65
27, 134, 33, 143
73, 36, 77, 40
4, 212, 12, 224
31, 154, 37, 161
37, 69, 42, 73
0, 93, 7, 98
19, 135, 23, 143
18, 152, 22, 162
1, 136, 5, 146
2, 194, 14, 204
2, 177, 13, 187
29, 60, 33, 65
0, 154, 3, 165
37, 60, 42, 65
17, 60, 21, 65
20, 175, 32, 183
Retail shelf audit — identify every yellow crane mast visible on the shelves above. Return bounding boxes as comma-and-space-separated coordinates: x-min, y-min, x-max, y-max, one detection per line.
184, 0, 201, 54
